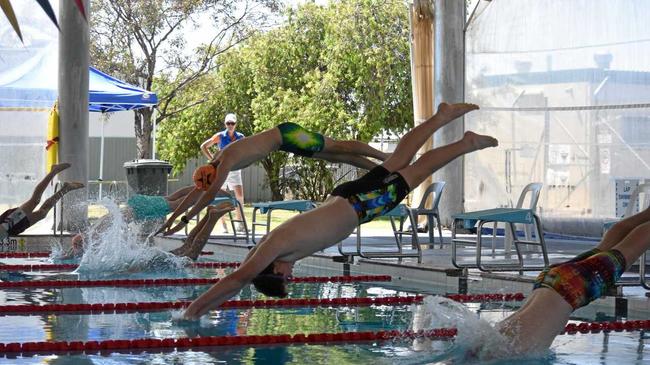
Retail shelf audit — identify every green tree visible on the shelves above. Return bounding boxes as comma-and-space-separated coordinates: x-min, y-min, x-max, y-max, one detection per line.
158, 0, 413, 200
90, 0, 281, 158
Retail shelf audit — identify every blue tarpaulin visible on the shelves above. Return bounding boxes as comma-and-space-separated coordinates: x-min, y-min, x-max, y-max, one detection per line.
0, 66, 157, 112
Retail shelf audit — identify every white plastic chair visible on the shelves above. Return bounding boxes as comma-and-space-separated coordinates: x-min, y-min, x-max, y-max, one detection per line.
493, 182, 543, 254
404, 181, 446, 248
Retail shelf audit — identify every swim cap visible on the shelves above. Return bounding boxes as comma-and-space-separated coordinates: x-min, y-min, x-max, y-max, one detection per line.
193, 164, 216, 191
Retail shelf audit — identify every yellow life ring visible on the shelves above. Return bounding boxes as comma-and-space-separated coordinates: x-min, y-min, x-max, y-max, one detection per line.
46, 101, 59, 173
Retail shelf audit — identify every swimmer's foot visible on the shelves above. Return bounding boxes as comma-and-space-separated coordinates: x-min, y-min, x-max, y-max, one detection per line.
183, 245, 203, 261
169, 245, 187, 256
61, 182, 85, 192
50, 163, 71, 174
435, 102, 479, 125
463, 131, 499, 151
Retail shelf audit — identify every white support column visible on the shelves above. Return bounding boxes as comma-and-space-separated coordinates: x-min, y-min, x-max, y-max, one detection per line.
433, 0, 466, 225
58, 0, 90, 230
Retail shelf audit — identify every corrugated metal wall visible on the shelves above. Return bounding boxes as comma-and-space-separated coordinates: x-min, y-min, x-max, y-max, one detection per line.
88, 137, 272, 202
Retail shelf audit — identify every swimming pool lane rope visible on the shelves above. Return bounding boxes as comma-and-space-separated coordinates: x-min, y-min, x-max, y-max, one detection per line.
0, 295, 425, 315
0, 328, 458, 355
0, 252, 51, 258
3, 319, 650, 355
0, 274, 392, 289
0, 293, 525, 315
0, 261, 239, 272
0, 251, 215, 259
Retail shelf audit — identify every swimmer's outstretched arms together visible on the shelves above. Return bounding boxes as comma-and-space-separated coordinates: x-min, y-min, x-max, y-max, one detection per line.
179, 103, 498, 320
156, 121, 391, 236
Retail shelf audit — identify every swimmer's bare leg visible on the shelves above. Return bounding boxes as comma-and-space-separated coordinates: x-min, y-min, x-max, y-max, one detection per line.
382, 102, 479, 173
598, 206, 650, 251
398, 132, 498, 189
169, 208, 211, 256
322, 137, 389, 161
20, 163, 71, 213
28, 182, 84, 222
175, 204, 234, 260
166, 185, 196, 202
312, 151, 378, 170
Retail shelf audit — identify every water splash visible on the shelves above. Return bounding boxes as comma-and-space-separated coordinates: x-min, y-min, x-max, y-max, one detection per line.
405, 296, 553, 364
49, 236, 66, 259
74, 198, 190, 278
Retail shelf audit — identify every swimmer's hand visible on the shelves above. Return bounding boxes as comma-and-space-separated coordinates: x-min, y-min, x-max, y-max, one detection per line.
156, 215, 183, 236
172, 307, 200, 322
156, 217, 176, 235
169, 309, 202, 326
163, 221, 187, 236
152, 225, 167, 237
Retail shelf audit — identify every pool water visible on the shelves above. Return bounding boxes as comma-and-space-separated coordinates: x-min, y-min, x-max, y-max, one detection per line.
0, 256, 649, 364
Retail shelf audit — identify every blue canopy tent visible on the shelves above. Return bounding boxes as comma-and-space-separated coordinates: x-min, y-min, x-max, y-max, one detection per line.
88, 67, 157, 112
85, 67, 158, 198
0, 66, 157, 112
0, 66, 158, 198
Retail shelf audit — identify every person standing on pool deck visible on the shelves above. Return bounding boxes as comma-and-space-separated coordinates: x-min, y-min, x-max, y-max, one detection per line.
156, 117, 391, 236
0, 163, 83, 240
200, 113, 246, 233
179, 102, 498, 319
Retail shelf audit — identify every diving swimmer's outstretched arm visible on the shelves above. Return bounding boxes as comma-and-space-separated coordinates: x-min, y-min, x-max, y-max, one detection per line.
154, 188, 200, 235
157, 161, 232, 235
182, 244, 276, 319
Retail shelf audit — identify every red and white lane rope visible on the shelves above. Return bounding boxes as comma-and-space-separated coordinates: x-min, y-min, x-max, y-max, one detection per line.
0, 295, 424, 315
562, 320, 650, 335
0, 292, 526, 314
0, 252, 51, 259
0, 261, 239, 272
0, 251, 215, 259
0, 275, 391, 289
0, 328, 457, 354
2, 319, 649, 355
445, 293, 525, 302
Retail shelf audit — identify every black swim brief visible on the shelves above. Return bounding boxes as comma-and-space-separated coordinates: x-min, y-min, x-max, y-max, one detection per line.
331, 166, 410, 224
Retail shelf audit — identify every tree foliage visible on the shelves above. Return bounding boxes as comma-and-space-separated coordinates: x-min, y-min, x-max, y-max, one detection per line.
90, 0, 281, 158
158, 0, 413, 200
